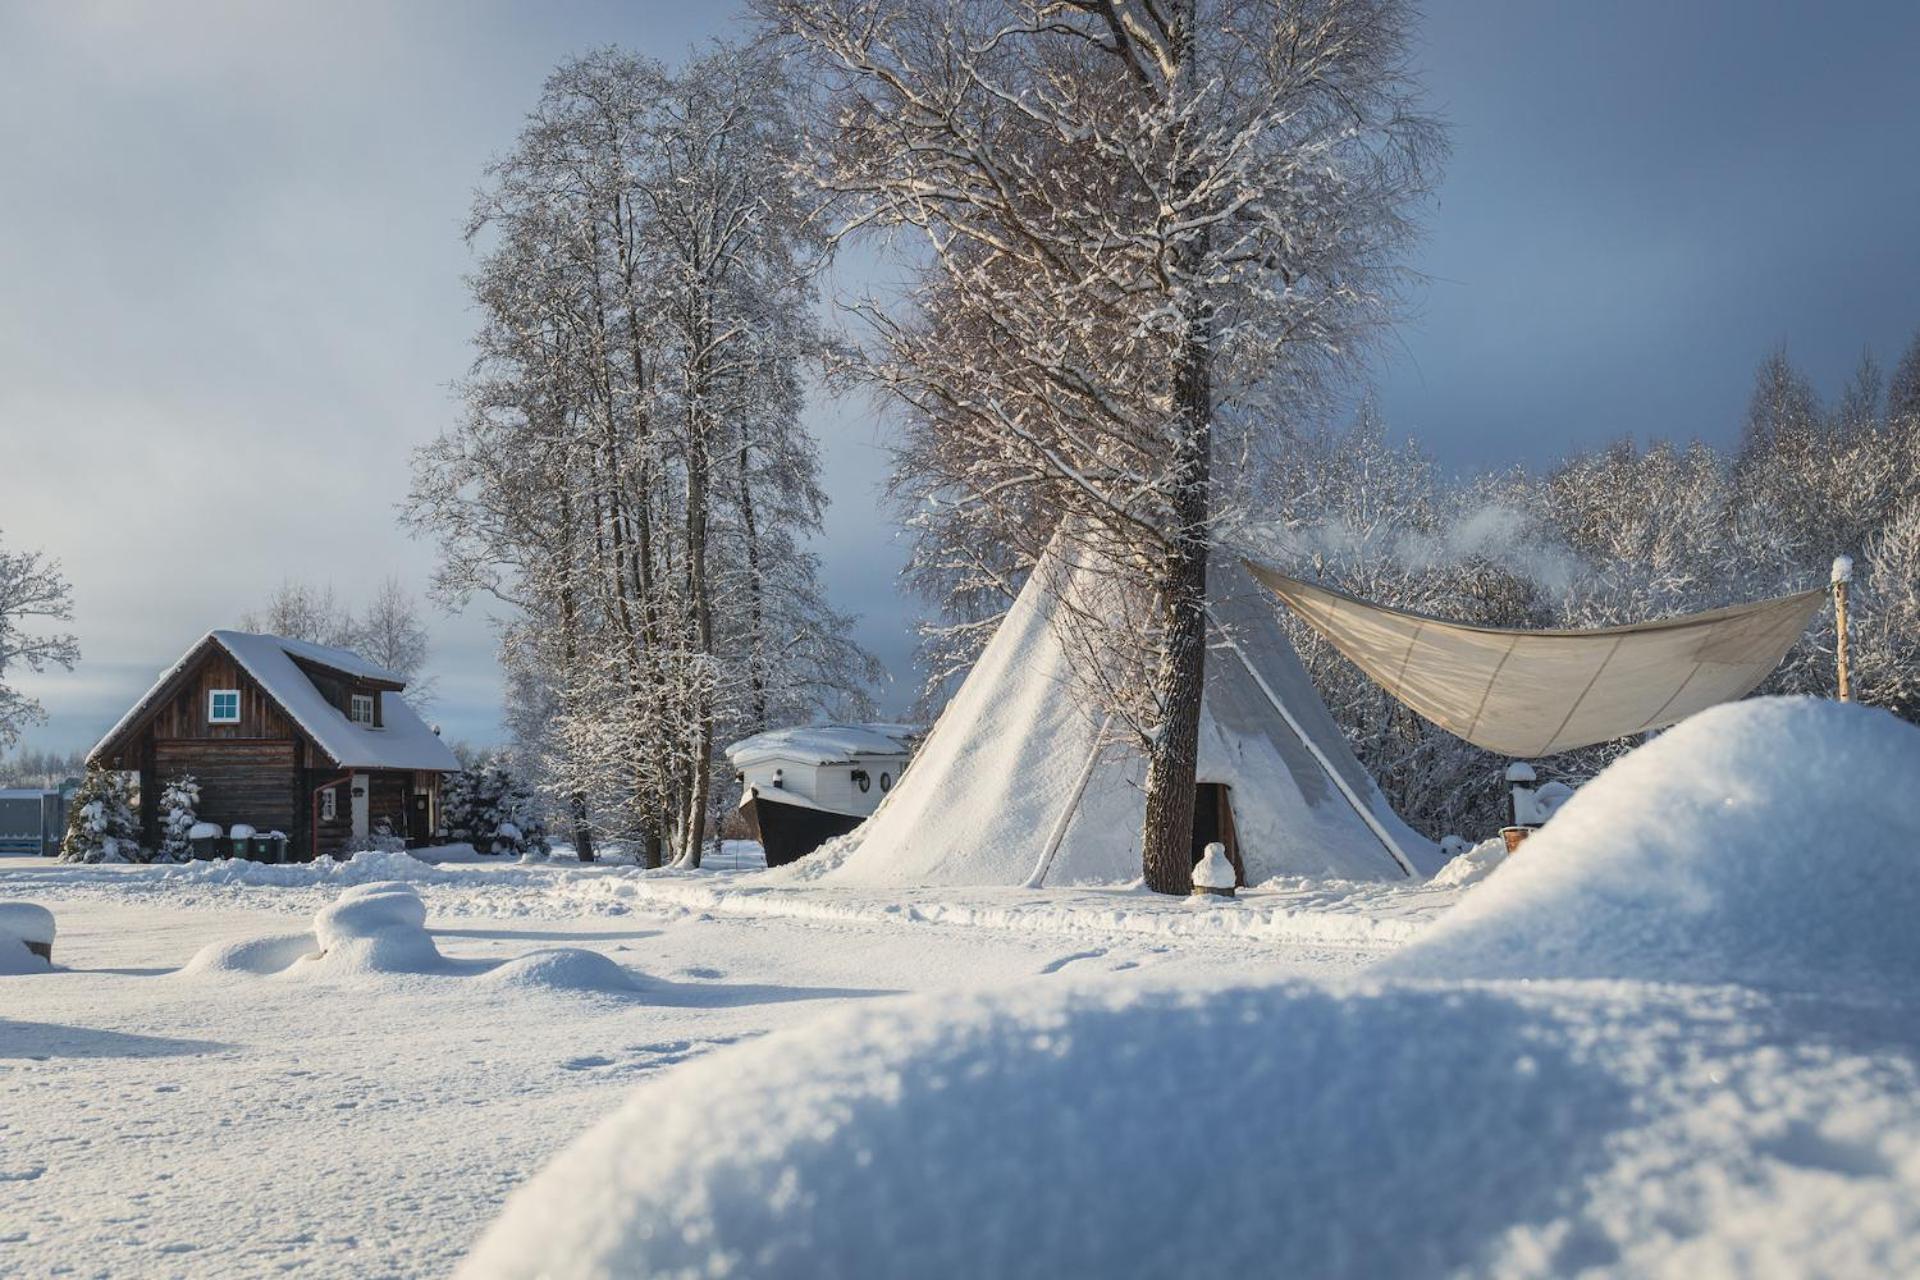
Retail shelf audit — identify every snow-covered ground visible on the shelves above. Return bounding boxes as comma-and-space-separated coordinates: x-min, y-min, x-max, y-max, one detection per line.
0, 847, 1397, 1278
6, 698, 1919, 1278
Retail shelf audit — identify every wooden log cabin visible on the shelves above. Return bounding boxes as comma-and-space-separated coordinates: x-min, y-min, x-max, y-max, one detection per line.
88, 631, 459, 860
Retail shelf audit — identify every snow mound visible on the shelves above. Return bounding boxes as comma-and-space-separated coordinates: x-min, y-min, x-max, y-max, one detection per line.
0, 903, 54, 974
1428, 836, 1508, 889
305, 882, 445, 975
476, 948, 642, 995
1386, 698, 1920, 995
180, 932, 319, 977
460, 971, 1920, 1279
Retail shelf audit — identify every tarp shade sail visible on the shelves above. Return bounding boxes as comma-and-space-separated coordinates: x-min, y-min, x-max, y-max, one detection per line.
1245, 561, 1826, 758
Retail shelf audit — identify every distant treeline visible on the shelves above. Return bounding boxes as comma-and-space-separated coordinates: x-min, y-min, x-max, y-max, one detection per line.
1265, 334, 1920, 840
0, 747, 85, 788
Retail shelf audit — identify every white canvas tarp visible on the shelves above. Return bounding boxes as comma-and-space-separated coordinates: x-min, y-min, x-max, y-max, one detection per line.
1245, 562, 1825, 758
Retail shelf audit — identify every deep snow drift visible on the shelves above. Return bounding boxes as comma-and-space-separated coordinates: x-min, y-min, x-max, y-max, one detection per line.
461, 697, 1920, 1279
1386, 697, 1920, 996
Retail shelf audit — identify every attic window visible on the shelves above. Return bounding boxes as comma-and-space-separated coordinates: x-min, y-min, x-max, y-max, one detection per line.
208, 689, 240, 724
349, 694, 375, 726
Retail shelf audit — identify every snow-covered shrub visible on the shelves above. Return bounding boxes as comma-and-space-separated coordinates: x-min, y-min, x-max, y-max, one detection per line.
58, 768, 141, 863
442, 758, 548, 855
361, 817, 408, 855
156, 775, 201, 863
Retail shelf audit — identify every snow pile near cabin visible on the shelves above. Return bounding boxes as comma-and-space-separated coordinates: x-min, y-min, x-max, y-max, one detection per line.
1386, 697, 1920, 996
162, 846, 464, 889
178, 881, 649, 994
306, 882, 445, 976
0, 901, 54, 973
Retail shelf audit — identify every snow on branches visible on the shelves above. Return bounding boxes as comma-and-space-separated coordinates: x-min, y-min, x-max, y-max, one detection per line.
0, 531, 80, 753
409, 42, 882, 869
767, 0, 1442, 889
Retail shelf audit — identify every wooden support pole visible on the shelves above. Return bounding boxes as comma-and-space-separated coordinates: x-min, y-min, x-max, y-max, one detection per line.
1832, 556, 1853, 703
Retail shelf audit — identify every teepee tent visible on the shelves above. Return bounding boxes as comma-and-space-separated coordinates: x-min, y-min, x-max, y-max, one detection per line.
803, 544, 1434, 888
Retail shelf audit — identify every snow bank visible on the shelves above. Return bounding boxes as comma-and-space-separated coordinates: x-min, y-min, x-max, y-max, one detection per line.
163, 847, 467, 889
1387, 698, 1920, 996
459, 971, 1920, 1279
1428, 836, 1507, 889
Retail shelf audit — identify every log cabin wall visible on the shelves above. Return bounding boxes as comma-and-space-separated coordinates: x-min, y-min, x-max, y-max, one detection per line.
157, 740, 297, 836
308, 770, 356, 859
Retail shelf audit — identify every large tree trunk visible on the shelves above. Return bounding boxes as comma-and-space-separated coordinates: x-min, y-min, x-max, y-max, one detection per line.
1139, 252, 1212, 895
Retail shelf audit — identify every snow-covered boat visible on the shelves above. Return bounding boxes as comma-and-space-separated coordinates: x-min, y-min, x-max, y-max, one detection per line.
725, 723, 919, 866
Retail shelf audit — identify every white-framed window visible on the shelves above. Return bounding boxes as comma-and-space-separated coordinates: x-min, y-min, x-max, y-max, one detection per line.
321, 787, 337, 821
350, 694, 375, 725
208, 689, 241, 724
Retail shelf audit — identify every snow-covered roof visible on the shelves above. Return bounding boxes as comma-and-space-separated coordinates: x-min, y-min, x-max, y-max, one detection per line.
91, 631, 459, 773
269, 634, 407, 685
725, 723, 918, 769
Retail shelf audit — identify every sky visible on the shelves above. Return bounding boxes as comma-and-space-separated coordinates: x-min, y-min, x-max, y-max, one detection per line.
3, 0, 1919, 758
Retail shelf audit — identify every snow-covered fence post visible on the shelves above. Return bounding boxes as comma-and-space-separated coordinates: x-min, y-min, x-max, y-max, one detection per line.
1502, 761, 1538, 853
1832, 555, 1854, 703
1191, 842, 1236, 898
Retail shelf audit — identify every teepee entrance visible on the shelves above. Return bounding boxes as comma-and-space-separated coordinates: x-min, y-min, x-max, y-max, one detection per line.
1190, 783, 1246, 888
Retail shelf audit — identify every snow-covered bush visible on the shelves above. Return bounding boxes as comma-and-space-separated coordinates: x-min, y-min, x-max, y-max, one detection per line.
361, 816, 407, 855
58, 768, 141, 863
156, 775, 201, 863
442, 758, 547, 856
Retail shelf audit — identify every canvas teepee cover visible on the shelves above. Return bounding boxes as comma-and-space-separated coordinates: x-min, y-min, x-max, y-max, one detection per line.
810, 547, 1433, 888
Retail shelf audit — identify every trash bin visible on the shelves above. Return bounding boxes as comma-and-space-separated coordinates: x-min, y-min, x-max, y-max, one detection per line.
189, 822, 223, 860
229, 825, 257, 860
261, 833, 289, 863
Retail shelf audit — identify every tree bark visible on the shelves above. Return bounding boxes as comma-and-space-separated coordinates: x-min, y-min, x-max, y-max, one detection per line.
1138, 337, 1211, 893
1139, 204, 1212, 890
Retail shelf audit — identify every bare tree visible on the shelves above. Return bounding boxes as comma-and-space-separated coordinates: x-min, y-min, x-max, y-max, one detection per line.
410, 42, 880, 868
240, 580, 354, 648
0, 532, 79, 753
353, 576, 437, 702
766, 0, 1443, 891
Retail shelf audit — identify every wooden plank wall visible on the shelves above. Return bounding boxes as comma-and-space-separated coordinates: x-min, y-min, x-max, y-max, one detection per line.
369, 772, 411, 839
151, 653, 296, 742
156, 740, 297, 835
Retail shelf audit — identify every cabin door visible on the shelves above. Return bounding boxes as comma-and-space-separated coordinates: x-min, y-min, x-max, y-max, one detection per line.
350, 774, 370, 845
408, 792, 431, 846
